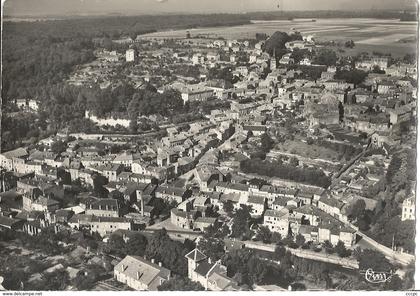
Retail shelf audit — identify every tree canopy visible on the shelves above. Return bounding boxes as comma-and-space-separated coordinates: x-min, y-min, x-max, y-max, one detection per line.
263, 31, 302, 57
313, 49, 338, 66
158, 276, 204, 291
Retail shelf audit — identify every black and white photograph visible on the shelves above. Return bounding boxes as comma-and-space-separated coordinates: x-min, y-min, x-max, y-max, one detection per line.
0, 0, 418, 292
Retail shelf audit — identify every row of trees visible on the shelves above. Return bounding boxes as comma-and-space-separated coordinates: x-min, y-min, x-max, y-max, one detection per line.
221, 248, 297, 289
105, 228, 194, 276
334, 69, 369, 86
240, 158, 331, 188
366, 149, 416, 253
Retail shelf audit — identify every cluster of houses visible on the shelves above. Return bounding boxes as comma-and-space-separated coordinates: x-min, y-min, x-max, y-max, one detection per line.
112, 247, 239, 291
3, 28, 417, 291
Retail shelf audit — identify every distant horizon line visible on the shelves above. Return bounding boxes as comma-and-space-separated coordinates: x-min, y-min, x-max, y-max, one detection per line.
3, 8, 416, 19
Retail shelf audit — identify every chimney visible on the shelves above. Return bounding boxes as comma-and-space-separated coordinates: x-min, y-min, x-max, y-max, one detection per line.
121, 264, 125, 272
140, 195, 144, 217
151, 258, 155, 264
136, 271, 140, 280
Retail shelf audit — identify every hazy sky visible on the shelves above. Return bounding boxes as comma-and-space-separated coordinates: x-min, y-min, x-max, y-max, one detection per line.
3, 0, 418, 16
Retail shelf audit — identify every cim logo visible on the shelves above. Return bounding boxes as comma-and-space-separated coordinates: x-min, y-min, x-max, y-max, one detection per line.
360, 268, 394, 284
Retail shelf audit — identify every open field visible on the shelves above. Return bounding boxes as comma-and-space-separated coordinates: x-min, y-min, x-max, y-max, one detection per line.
274, 139, 343, 162
141, 18, 417, 56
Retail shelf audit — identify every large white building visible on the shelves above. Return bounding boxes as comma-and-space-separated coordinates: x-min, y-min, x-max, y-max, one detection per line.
126, 48, 137, 62
402, 197, 415, 221
181, 86, 214, 104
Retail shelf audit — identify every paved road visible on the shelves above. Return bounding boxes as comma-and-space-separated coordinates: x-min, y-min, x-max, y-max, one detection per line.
243, 240, 359, 269
355, 231, 414, 266
331, 142, 371, 187
328, 140, 414, 267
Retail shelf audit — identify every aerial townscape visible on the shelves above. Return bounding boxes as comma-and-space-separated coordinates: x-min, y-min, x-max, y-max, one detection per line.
0, 6, 417, 292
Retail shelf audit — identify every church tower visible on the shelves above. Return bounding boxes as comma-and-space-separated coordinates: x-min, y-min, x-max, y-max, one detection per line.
271, 48, 277, 71
185, 248, 207, 280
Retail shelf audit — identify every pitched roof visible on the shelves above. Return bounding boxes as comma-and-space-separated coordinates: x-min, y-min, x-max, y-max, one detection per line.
0, 215, 21, 228
155, 185, 185, 197
113, 152, 138, 162
88, 198, 119, 211
319, 196, 345, 209
273, 197, 292, 206
260, 185, 298, 196
195, 261, 213, 277
34, 196, 60, 207
220, 193, 241, 203
293, 204, 325, 217
114, 255, 170, 286
298, 224, 318, 235
194, 196, 209, 207
247, 195, 265, 205
264, 209, 288, 219
216, 182, 249, 192
2, 147, 28, 159
208, 271, 238, 290
185, 248, 207, 262
195, 217, 217, 224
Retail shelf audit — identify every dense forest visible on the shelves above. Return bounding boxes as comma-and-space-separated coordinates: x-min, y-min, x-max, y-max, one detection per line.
1, 13, 252, 151
2, 13, 250, 103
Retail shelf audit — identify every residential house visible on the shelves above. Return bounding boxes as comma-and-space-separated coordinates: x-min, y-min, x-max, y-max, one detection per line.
263, 209, 290, 237
389, 104, 412, 125
246, 195, 266, 217
23, 195, 60, 212
68, 214, 134, 236
85, 198, 123, 218
170, 208, 198, 229
318, 219, 356, 247
114, 255, 170, 291
193, 217, 217, 232
185, 249, 238, 291
318, 196, 346, 221
155, 185, 190, 204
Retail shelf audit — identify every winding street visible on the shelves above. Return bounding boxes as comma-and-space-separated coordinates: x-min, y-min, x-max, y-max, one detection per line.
328, 138, 414, 267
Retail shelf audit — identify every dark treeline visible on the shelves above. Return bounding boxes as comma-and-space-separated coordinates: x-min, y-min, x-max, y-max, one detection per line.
2, 13, 250, 104
240, 158, 331, 188
248, 10, 416, 20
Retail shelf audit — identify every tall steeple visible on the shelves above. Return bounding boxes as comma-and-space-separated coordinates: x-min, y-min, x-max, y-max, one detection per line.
271, 48, 277, 71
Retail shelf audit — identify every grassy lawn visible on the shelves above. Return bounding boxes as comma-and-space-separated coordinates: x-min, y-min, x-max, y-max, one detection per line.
275, 140, 341, 162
